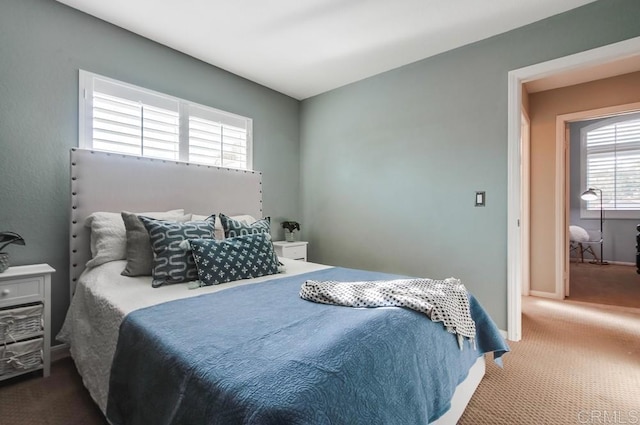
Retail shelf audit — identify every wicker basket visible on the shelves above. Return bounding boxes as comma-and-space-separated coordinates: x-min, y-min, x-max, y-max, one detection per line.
0, 338, 43, 377
0, 253, 8, 273
0, 304, 44, 344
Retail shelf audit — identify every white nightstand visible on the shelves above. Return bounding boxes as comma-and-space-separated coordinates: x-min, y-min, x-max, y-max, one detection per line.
0, 264, 55, 381
273, 241, 308, 261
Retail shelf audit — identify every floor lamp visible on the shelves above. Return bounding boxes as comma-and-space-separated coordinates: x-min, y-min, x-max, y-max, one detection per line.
580, 188, 607, 265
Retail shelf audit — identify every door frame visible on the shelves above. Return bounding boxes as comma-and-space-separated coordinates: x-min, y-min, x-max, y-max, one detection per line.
520, 110, 531, 297
506, 36, 640, 342
556, 102, 640, 298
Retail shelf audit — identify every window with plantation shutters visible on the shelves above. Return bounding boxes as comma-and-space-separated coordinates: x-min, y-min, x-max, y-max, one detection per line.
581, 113, 640, 217
79, 70, 252, 170
188, 105, 249, 169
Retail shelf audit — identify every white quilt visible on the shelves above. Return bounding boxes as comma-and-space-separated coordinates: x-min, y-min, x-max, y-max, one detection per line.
56, 258, 331, 413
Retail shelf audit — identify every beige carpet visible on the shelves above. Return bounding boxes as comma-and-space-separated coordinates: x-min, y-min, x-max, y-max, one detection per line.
459, 296, 640, 424
0, 357, 106, 425
568, 262, 640, 309
1, 297, 639, 424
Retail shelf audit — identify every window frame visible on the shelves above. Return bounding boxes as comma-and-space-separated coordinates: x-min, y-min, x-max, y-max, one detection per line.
78, 70, 253, 170
579, 112, 640, 219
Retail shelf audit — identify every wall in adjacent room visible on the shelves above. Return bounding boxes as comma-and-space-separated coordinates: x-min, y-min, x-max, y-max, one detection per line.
529, 71, 640, 291
300, 0, 640, 328
0, 0, 300, 344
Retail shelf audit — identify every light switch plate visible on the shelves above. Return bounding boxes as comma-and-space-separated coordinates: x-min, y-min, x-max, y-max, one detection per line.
475, 191, 486, 207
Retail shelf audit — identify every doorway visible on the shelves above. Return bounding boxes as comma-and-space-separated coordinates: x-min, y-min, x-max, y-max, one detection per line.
564, 107, 640, 310
506, 35, 640, 342
559, 105, 640, 296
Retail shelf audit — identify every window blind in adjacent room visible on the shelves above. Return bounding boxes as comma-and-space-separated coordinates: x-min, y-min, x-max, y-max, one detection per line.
584, 115, 640, 212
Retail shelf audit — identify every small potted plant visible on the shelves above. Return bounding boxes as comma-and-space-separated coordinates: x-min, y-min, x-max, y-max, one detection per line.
0, 231, 25, 273
281, 221, 300, 242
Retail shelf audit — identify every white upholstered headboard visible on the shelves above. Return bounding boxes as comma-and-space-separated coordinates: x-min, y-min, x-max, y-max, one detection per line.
69, 149, 263, 296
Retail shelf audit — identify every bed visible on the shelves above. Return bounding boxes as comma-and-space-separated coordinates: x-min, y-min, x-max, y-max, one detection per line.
58, 149, 508, 425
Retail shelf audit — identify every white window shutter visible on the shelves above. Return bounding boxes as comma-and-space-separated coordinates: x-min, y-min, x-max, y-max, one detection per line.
585, 116, 640, 212
188, 105, 250, 170
79, 70, 252, 170
141, 104, 179, 160
92, 92, 142, 156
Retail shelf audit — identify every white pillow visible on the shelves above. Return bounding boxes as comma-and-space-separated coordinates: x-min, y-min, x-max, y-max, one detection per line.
569, 225, 590, 243
191, 214, 256, 240
85, 209, 185, 268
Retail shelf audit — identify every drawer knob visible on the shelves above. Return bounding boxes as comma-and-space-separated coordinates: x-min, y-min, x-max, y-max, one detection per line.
1, 289, 9, 296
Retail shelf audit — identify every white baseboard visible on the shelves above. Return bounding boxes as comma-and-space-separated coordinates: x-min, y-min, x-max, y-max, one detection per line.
571, 259, 636, 266
51, 343, 70, 362
605, 261, 635, 266
499, 329, 508, 339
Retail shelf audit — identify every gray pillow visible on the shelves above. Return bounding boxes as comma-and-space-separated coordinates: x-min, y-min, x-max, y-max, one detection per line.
121, 211, 192, 277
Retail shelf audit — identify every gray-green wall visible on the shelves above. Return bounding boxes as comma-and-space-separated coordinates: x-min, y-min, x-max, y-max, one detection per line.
300, 0, 640, 329
0, 0, 300, 343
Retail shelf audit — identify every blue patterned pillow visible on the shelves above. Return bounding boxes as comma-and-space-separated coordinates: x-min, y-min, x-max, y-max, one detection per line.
219, 213, 271, 238
188, 233, 279, 286
140, 215, 215, 287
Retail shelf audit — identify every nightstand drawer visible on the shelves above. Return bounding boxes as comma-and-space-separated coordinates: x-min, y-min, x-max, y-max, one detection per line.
284, 246, 306, 260
0, 277, 44, 308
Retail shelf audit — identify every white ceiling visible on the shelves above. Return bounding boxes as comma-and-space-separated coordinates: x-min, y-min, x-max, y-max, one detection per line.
57, 0, 599, 100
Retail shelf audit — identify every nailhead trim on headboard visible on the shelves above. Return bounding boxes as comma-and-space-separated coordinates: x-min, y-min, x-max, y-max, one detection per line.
69, 148, 263, 298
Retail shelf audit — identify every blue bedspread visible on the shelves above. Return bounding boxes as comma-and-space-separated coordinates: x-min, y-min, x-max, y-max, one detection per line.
106, 267, 508, 425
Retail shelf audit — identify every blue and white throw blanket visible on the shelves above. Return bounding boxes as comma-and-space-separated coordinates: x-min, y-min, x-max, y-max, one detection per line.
107, 267, 509, 425
300, 277, 476, 350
